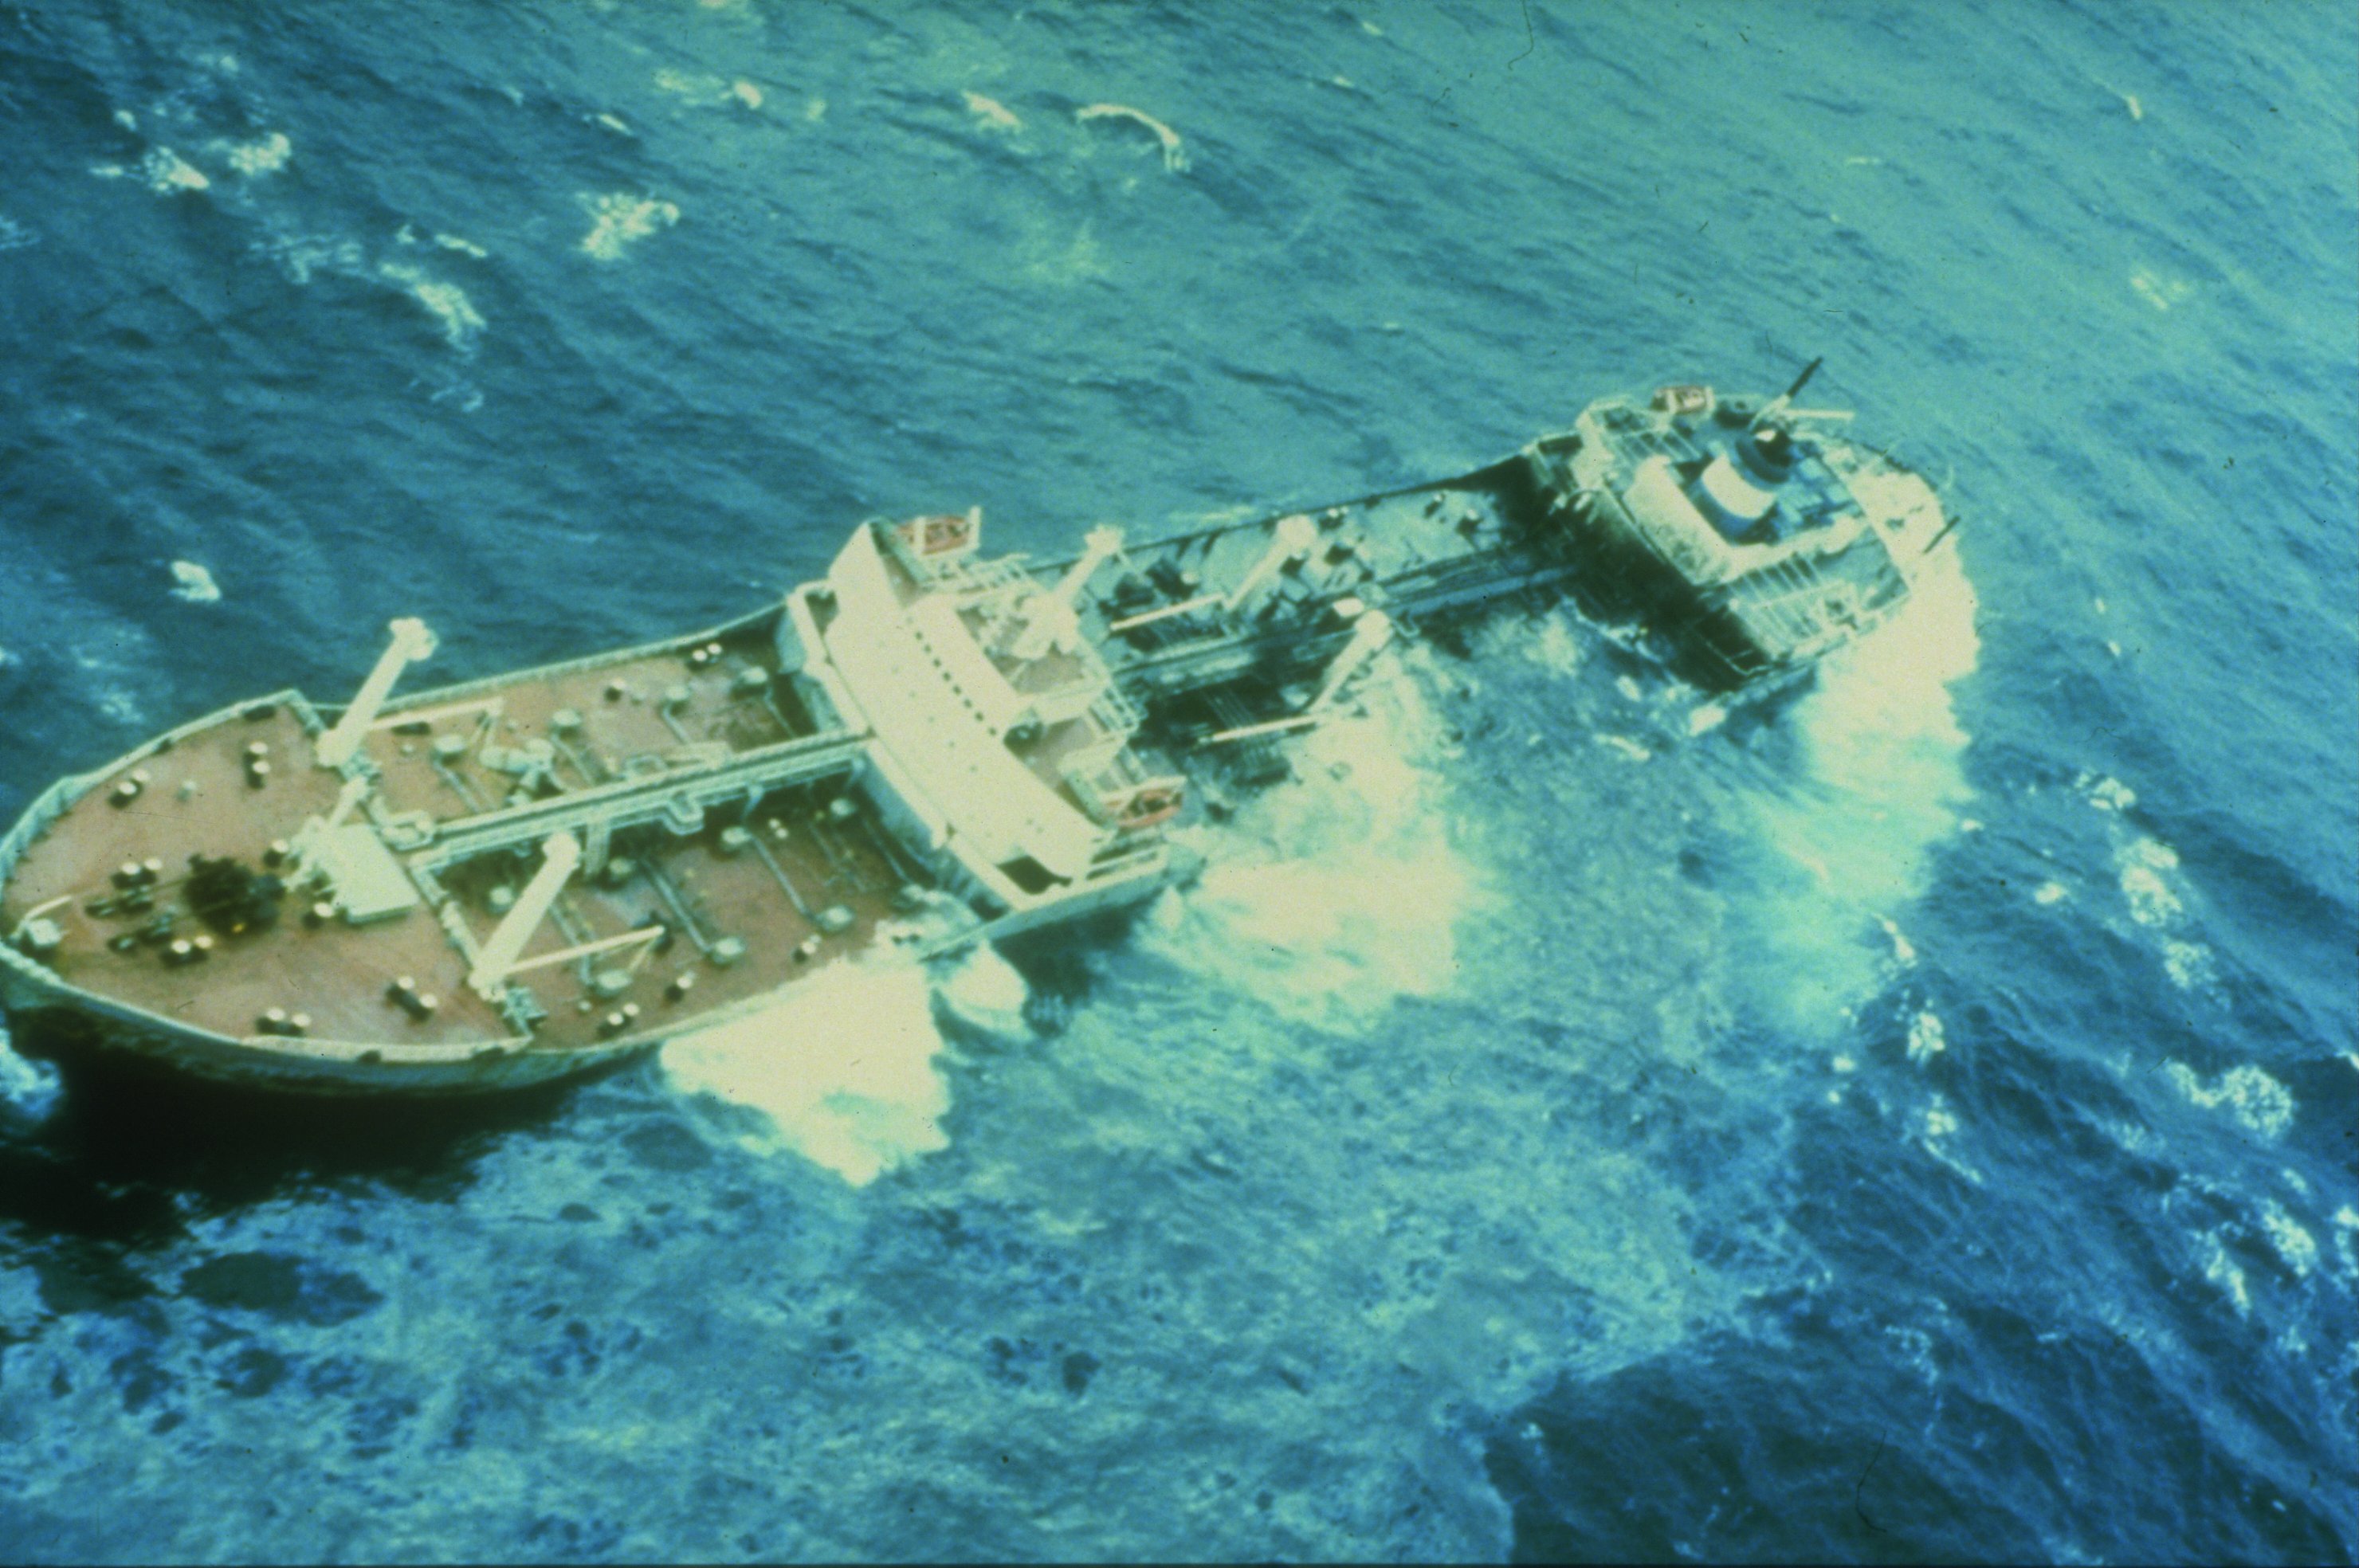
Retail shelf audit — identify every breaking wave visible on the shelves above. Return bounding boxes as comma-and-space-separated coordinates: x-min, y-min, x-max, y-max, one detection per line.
1747, 546, 1981, 1027
1140, 664, 1490, 1030
662, 955, 952, 1186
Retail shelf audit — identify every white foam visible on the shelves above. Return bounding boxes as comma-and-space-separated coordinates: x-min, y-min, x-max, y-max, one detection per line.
663, 956, 952, 1186
252, 231, 364, 286
2197, 1229, 2251, 1315
579, 192, 680, 261
1747, 547, 1980, 1022
1906, 1008, 1946, 1064
2163, 1060, 2294, 1142
1596, 733, 1651, 763
1916, 1096, 1982, 1185
935, 941, 1030, 1038
961, 90, 1021, 131
0, 1027, 61, 1123
223, 131, 292, 176
376, 262, 484, 350
2130, 266, 2191, 312
1074, 103, 1187, 171
1878, 916, 1917, 964
0, 214, 35, 253
2079, 773, 2137, 812
1686, 702, 1727, 737
2032, 880, 2068, 905
1518, 614, 1584, 676
2259, 1200, 2318, 1279
2116, 837, 2182, 926
141, 147, 210, 194
1140, 668, 1488, 1030
168, 560, 221, 602
2114, 835, 2213, 988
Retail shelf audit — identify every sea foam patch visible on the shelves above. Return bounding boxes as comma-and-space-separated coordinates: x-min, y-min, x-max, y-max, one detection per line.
580, 193, 680, 261
169, 561, 221, 602
1140, 663, 1489, 1031
1748, 547, 1980, 1024
2162, 1060, 2294, 1142
665, 955, 952, 1186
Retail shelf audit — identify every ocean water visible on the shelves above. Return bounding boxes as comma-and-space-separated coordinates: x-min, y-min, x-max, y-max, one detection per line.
1, 1, 2353, 1560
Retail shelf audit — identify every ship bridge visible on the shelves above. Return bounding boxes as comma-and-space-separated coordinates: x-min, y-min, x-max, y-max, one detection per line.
780, 512, 1176, 919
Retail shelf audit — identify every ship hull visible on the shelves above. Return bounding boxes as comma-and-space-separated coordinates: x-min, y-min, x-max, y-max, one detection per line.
0, 849, 1176, 1100
0, 951, 658, 1097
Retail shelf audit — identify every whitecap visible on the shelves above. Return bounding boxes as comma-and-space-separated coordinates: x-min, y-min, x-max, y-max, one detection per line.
579, 192, 680, 261
664, 955, 952, 1186
1686, 702, 1727, 736
1596, 733, 1651, 763
1074, 102, 1187, 171
2116, 837, 2182, 927
2114, 836, 2213, 987
2258, 1200, 2318, 1279
223, 131, 292, 176
961, 90, 1020, 131
252, 231, 364, 286
1916, 1096, 1982, 1184
376, 261, 484, 350
2032, 880, 2068, 905
2196, 1229, 2251, 1315
2162, 1060, 2294, 1142
1905, 1008, 1945, 1064
141, 147, 210, 194
168, 560, 221, 602
2129, 266, 2189, 311
2078, 773, 2137, 813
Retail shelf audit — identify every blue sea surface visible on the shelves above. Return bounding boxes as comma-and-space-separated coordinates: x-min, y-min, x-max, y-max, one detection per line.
1, 2, 2353, 1561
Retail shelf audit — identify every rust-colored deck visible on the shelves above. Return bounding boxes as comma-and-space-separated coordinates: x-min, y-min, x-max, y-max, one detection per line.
1, 621, 909, 1058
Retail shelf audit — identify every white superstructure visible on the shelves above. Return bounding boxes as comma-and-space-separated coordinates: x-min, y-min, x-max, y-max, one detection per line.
781, 512, 1181, 928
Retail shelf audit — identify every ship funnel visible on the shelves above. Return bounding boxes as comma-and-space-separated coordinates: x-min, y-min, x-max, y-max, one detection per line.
1227, 513, 1319, 612
316, 617, 438, 770
1312, 609, 1394, 711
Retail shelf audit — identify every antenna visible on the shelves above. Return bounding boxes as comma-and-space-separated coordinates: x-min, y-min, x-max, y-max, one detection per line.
1783, 357, 1824, 402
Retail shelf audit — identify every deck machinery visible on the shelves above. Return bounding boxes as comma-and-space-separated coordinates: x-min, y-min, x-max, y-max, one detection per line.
0, 374, 1955, 1096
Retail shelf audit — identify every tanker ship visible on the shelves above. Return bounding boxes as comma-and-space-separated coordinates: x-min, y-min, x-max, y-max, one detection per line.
0, 368, 1957, 1096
